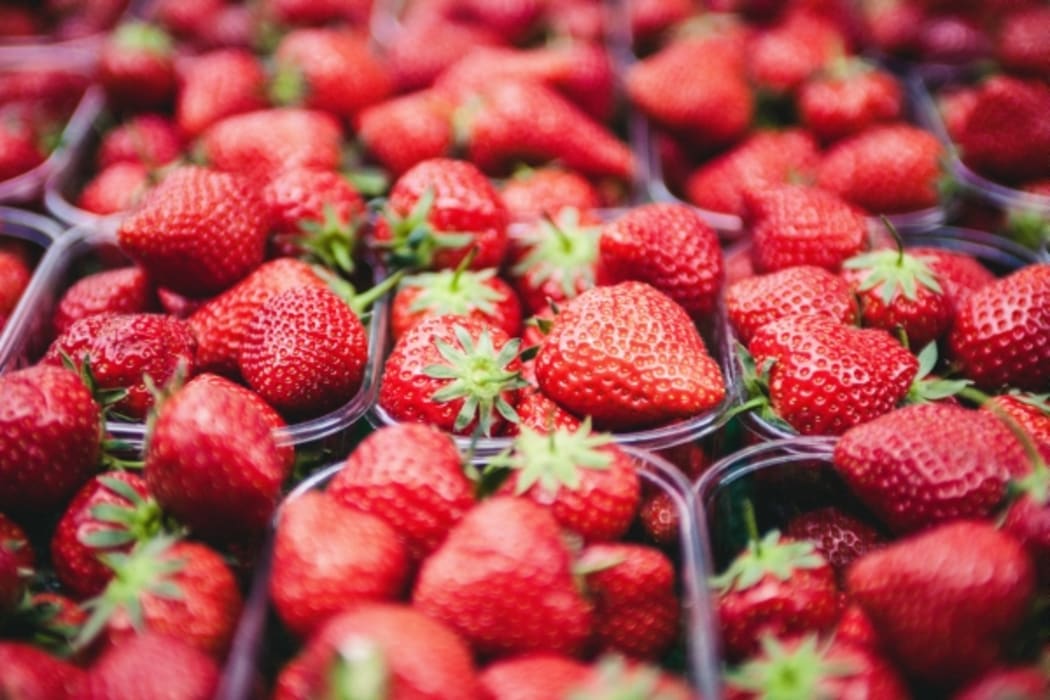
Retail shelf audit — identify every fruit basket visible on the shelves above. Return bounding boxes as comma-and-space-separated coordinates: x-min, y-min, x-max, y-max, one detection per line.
0, 206, 62, 353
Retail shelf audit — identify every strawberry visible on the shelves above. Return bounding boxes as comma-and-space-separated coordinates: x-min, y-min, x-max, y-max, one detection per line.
272, 28, 392, 124
117, 166, 268, 298
939, 86, 980, 143
273, 603, 482, 700
949, 264, 1050, 392
385, 16, 502, 93
0, 365, 101, 516
79, 632, 220, 700
916, 14, 991, 66
79, 537, 242, 659
985, 393, 1050, 458
461, 80, 635, 180
188, 257, 327, 376
237, 284, 369, 418
499, 167, 601, 222
903, 245, 994, 312
0, 511, 33, 570
834, 603, 881, 651
725, 634, 909, 700
956, 76, 1050, 182
747, 8, 845, 93
0, 119, 44, 181
568, 657, 697, 700
746, 185, 867, 274
847, 520, 1035, 687
144, 373, 290, 543
413, 497, 594, 658
508, 208, 602, 316
711, 531, 841, 660
954, 665, 1050, 700
442, 0, 543, 42
0, 246, 31, 320
629, 0, 695, 49
479, 654, 590, 700
373, 158, 509, 271
577, 543, 679, 660
200, 108, 343, 185
97, 115, 182, 171
174, 48, 267, 138
817, 124, 943, 214
378, 315, 526, 437
152, 0, 223, 37
744, 315, 918, 436
509, 385, 582, 435
355, 90, 454, 178
492, 422, 640, 542
725, 265, 858, 344
598, 203, 724, 318
535, 282, 726, 430
270, 491, 408, 638
267, 0, 372, 26
98, 22, 177, 112
684, 130, 820, 217
833, 403, 1029, 533
51, 473, 164, 600
391, 265, 522, 341
997, 5, 1050, 80
798, 60, 902, 141
785, 507, 885, 577
0, 643, 84, 699
53, 268, 156, 337
77, 162, 152, 216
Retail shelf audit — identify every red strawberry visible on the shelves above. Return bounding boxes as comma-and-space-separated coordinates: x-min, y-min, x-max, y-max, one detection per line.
152, 0, 223, 37
629, 0, 695, 49
711, 531, 841, 661
0, 246, 31, 319
385, 16, 502, 93
272, 28, 391, 123
0, 512, 33, 570
442, 0, 543, 42
97, 115, 182, 171
957, 76, 1050, 182
391, 265, 522, 341
833, 403, 1029, 533
817, 124, 943, 214
509, 385, 582, 435
984, 393, 1050, 459
355, 90, 454, 177
0, 119, 44, 181
954, 665, 1050, 700
684, 130, 820, 217
145, 373, 290, 543
577, 543, 679, 660
0, 365, 101, 516
268, 0, 372, 26
79, 632, 220, 700
51, 473, 163, 600
499, 167, 601, 222
273, 604, 482, 700
799, 60, 902, 141
725, 634, 909, 700
535, 282, 726, 430
949, 264, 1050, 392
747, 8, 845, 93
0, 643, 84, 699
917, 14, 990, 66
237, 285, 369, 418
745, 315, 918, 436
270, 491, 408, 638
939, 86, 980, 143
746, 185, 867, 274
847, 520, 1035, 687
117, 166, 268, 298
53, 268, 157, 337
568, 657, 697, 700
997, 5, 1050, 80
903, 246, 994, 313
479, 654, 590, 700
175, 48, 267, 138
413, 497, 594, 658
834, 603, 881, 651
98, 22, 177, 111
493, 422, 640, 542
378, 315, 526, 437
785, 507, 885, 576
599, 203, 724, 318
77, 162, 152, 216
726, 265, 858, 344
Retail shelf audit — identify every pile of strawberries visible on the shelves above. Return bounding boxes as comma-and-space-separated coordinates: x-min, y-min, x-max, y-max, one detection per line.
0, 0, 128, 42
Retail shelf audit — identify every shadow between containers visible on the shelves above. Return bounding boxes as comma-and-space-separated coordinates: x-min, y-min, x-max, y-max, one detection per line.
0, 207, 62, 359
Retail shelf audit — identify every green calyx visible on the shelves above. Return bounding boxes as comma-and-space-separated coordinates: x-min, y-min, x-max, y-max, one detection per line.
376, 188, 475, 271
269, 60, 307, 107
112, 22, 173, 55
77, 476, 167, 551
709, 530, 825, 594
905, 342, 972, 404
401, 246, 504, 317
842, 248, 943, 305
488, 419, 613, 497
511, 208, 600, 301
423, 325, 527, 436
567, 656, 679, 700
1004, 209, 1050, 251
324, 637, 390, 700
729, 343, 795, 433
725, 635, 858, 700
292, 203, 360, 276
60, 350, 129, 416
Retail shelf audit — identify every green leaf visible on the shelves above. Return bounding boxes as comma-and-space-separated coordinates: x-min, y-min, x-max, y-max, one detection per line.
79, 529, 136, 549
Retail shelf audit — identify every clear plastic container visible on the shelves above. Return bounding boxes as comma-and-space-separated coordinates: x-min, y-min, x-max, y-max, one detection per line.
0, 207, 62, 366
43, 102, 123, 229
0, 224, 388, 454
216, 444, 723, 700
723, 227, 1045, 442
0, 0, 145, 63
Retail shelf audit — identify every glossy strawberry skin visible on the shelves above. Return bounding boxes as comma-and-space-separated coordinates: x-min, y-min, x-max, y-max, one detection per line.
0, 643, 85, 699
0, 512, 33, 570
77, 162, 152, 216
906, 246, 994, 312
500, 168, 602, 222
98, 24, 177, 112
79, 632, 220, 700
0, 247, 31, 318
846, 521, 1035, 687
799, 66, 902, 142
1002, 494, 1050, 584
535, 282, 726, 430
175, 48, 267, 138
785, 507, 885, 576
263, 167, 365, 241
948, 264, 1050, 392
833, 403, 1029, 534
385, 16, 501, 93
957, 76, 1050, 182
355, 90, 453, 177
747, 9, 845, 93
479, 654, 590, 700
509, 385, 581, 436
97, 114, 182, 170
996, 5, 1050, 80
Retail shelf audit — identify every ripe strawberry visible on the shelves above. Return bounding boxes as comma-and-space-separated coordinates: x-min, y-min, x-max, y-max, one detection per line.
577, 543, 679, 660
535, 282, 726, 430
725, 634, 909, 700
272, 28, 391, 123
833, 403, 1029, 533
0, 365, 101, 516
385, 16, 502, 93
461, 80, 635, 180
77, 162, 152, 216
188, 257, 327, 376
785, 507, 885, 577
492, 422, 640, 542
97, 115, 182, 171
0, 246, 31, 319
939, 86, 980, 143
0, 643, 84, 699
834, 603, 881, 651
200, 108, 343, 184
175, 48, 267, 138
443, 0, 543, 42
391, 265, 522, 341
80, 538, 242, 659
747, 8, 845, 93
413, 497, 594, 658
378, 315, 526, 437
903, 246, 994, 313
479, 654, 590, 700
355, 90, 454, 177
847, 520, 1035, 687
684, 130, 820, 217
746, 185, 867, 274
270, 491, 408, 639
954, 665, 1050, 700
79, 632, 220, 700
152, 0, 223, 37
957, 76, 1050, 182
500, 167, 601, 222
629, 0, 695, 49
799, 60, 902, 141
711, 531, 841, 660
817, 124, 943, 214
51, 473, 163, 600
949, 264, 1050, 392
568, 657, 697, 700
117, 166, 268, 298
373, 158, 509, 271
0, 119, 44, 181
0, 511, 33, 570
984, 393, 1050, 458
273, 604, 482, 700
53, 268, 156, 337
508, 208, 602, 316
238, 285, 369, 418
145, 373, 290, 543
509, 385, 582, 435
268, 0, 372, 26
98, 22, 177, 111
917, 14, 990, 66
725, 265, 858, 344
997, 5, 1050, 80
